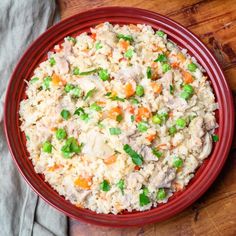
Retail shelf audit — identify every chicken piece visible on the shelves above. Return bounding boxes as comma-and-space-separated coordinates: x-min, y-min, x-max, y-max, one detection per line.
54, 55, 69, 74
204, 113, 216, 131
96, 30, 117, 47
126, 172, 144, 190
198, 133, 212, 160
165, 96, 188, 112
139, 145, 159, 161
63, 40, 72, 57
80, 130, 113, 160
114, 65, 142, 84
149, 165, 176, 189
159, 71, 173, 90
187, 117, 205, 152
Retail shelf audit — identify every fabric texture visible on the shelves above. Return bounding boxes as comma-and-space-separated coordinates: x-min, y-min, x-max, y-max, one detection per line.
0, 0, 68, 235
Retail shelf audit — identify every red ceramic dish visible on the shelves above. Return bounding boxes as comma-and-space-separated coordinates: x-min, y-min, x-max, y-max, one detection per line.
4, 7, 234, 227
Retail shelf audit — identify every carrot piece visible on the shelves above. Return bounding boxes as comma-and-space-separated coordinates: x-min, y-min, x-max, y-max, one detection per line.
127, 106, 135, 114
50, 127, 57, 132
104, 155, 117, 165
146, 134, 156, 142
136, 107, 150, 122
151, 82, 162, 94
134, 165, 141, 171
177, 52, 185, 62
91, 33, 96, 40
108, 106, 123, 120
48, 164, 63, 172
171, 62, 179, 69
120, 40, 130, 51
173, 182, 183, 191
75, 203, 83, 208
52, 73, 61, 85
182, 71, 194, 84
96, 100, 106, 106
124, 83, 135, 98
168, 111, 174, 118
74, 177, 92, 190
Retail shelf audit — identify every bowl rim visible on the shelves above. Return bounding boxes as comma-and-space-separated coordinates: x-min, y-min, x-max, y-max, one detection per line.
4, 6, 235, 227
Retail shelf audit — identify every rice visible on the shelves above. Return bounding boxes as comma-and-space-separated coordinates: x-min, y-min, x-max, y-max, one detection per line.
19, 22, 218, 214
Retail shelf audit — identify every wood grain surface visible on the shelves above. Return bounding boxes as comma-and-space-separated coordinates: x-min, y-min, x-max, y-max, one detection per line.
57, 0, 236, 235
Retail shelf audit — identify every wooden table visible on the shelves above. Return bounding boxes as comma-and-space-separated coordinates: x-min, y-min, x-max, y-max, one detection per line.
57, 0, 236, 235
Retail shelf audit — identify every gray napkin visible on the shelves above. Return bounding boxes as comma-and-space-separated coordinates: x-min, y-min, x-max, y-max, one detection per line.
0, 0, 68, 235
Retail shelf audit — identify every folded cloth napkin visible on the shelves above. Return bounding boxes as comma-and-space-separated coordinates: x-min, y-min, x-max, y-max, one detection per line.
0, 0, 68, 235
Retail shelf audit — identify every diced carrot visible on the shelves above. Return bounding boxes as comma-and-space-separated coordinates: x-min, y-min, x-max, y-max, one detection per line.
127, 106, 135, 114
50, 127, 57, 132
136, 107, 150, 122
124, 83, 135, 98
48, 164, 63, 172
129, 24, 141, 32
104, 155, 117, 165
75, 203, 83, 208
151, 82, 162, 94
182, 71, 194, 84
108, 106, 123, 120
177, 52, 185, 62
96, 100, 106, 106
171, 62, 179, 69
134, 165, 141, 171
54, 45, 62, 53
91, 33, 96, 40
146, 134, 156, 142
51, 73, 66, 86
151, 62, 158, 69
168, 111, 174, 118
120, 40, 130, 51
52, 73, 61, 85
152, 44, 162, 52
74, 177, 92, 190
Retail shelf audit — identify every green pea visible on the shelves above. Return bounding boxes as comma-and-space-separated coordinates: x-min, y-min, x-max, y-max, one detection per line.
188, 63, 197, 72
156, 30, 165, 37
64, 84, 74, 93
109, 127, 122, 135
99, 69, 109, 81
42, 76, 52, 90
136, 85, 144, 97
183, 84, 194, 95
116, 114, 123, 122
152, 115, 162, 124
124, 48, 133, 59
56, 128, 67, 140
95, 41, 102, 50
137, 122, 148, 132
71, 86, 81, 98
169, 126, 177, 136
100, 180, 110, 192
173, 157, 183, 168
42, 141, 52, 153
157, 188, 166, 200
116, 179, 125, 194
180, 91, 191, 100
212, 134, 219, 142
60, 109, 70, 120
162, 63, 171, 73
176, 118, 186, 128
49, 57, 56, 66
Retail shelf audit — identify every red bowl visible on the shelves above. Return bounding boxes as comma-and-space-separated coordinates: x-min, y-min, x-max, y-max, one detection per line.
4, 7, 234, 227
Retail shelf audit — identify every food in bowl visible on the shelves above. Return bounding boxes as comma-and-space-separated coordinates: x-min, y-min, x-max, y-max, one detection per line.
19, 22, 218, 214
